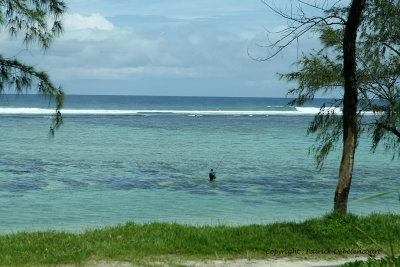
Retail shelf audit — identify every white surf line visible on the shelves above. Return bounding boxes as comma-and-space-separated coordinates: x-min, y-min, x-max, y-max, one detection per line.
0, 107, 379, 116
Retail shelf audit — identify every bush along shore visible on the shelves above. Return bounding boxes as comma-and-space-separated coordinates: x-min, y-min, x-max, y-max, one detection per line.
0, 212, 399, 266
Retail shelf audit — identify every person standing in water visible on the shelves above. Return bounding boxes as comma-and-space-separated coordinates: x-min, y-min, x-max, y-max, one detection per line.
209, 169, 216, 181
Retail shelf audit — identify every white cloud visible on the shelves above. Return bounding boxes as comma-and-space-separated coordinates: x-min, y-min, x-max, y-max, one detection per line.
52, 65, 202, 81
45, 20, 279, 88
238, 31, 257, 41
64, 13, 114, 31
187, 34, 204, 46
0, 3, 309, 97
60, 13, 116, 42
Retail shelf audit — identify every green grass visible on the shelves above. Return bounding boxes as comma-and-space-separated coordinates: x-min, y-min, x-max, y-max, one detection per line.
0, 212, 399, 266
342, 255, 400, 267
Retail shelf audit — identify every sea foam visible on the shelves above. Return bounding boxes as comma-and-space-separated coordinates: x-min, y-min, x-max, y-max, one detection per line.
0, 107, 371, 116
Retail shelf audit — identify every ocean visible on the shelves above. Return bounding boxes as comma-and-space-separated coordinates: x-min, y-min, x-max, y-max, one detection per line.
0, 94, 398, 233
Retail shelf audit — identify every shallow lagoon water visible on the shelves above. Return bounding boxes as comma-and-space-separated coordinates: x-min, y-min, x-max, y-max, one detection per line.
0, 95, 398, 233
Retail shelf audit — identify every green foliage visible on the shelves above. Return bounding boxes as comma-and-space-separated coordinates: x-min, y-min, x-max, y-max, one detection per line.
341, 187, 400, 267
0, 0, 66, 49
0, 0, 67, 132
318, 25, 342, 53
282, 51, 343, 106
280, 0, 400, 167
341, 255, 400, 267
307, 111, 343, 169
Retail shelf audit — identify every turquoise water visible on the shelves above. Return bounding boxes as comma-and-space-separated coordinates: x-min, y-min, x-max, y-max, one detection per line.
0, 95, 398, 233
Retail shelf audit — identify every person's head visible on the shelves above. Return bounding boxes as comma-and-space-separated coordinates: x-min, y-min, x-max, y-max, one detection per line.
211, 169, 213, 171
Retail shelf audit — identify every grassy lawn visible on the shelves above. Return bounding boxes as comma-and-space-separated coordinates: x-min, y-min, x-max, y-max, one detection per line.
0, 212, 399, 266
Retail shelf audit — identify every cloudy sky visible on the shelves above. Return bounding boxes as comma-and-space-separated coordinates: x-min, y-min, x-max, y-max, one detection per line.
1, 0, 323, 97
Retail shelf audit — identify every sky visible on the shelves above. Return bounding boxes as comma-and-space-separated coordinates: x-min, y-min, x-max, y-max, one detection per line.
0, 0, 324, 97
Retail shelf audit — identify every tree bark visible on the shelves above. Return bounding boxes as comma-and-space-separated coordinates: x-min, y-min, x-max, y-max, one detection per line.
334, 0, 366, 214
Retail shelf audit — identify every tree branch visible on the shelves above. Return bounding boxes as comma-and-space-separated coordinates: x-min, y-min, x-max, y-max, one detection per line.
382, 42, 400, 57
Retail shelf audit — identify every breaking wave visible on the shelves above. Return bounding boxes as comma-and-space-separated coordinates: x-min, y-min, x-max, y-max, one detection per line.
0, 107, 379, 116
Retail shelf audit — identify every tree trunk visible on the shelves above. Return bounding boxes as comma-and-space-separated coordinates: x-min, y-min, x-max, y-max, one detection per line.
334, 0, 366, 214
